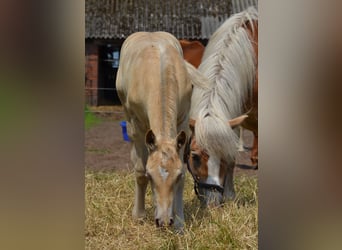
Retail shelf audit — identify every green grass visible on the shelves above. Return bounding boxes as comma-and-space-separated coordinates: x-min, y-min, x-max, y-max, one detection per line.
85, 170, 258, 249
85, 106, 101, 129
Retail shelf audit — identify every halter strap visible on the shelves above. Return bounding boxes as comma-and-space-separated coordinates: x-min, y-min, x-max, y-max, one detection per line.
185, 138, 225, 196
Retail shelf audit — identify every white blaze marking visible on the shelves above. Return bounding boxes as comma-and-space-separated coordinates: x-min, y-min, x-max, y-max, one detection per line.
158, 166, 169, 182
206, 155, 221, 186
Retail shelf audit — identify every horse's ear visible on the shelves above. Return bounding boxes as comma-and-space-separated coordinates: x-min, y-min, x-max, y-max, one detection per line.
189, 119, 196, 133
145, 129, 156, 152
228, 115, 248, 129
176, 131, 187, 150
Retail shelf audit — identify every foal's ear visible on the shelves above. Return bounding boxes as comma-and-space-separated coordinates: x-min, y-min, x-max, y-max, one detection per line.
228, 115, 248, 129
189, 119, 196, 133
145, 129, 156, 152
176, 131, 187, 150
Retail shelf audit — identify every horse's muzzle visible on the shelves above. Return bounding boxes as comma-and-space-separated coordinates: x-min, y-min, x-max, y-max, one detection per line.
155, 217, 174, 227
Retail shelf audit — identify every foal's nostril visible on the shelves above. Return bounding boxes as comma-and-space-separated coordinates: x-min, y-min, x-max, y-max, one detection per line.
155, 218, 165, 227
169, 218, 174, 226
156, 218, 172, 227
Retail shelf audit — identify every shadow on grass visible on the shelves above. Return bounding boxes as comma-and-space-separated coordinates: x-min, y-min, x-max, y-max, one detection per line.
184, 196, 211, 226
234, 192, 257, 207
234, 176, 258, 207
183, 177, 257, 226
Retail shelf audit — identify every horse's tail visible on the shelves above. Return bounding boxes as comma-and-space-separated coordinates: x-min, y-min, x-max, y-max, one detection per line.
195, 108, 239, 163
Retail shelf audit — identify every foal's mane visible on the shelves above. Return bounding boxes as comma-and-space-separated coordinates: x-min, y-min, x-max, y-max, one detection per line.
190, 6, 258, 162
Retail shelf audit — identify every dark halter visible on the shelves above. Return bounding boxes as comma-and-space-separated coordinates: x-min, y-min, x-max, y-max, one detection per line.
185, 138, 224, 196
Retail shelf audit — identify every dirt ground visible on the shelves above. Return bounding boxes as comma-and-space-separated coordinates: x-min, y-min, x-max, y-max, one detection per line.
85, 107, 257, 177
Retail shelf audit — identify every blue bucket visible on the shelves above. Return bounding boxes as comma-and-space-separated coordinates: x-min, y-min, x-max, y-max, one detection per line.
120, 121, 130, 142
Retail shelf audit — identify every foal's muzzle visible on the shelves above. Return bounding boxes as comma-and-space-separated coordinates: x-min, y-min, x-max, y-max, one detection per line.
155, 217, 174, 227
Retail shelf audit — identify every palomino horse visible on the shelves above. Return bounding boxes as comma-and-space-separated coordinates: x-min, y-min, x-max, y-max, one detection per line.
179, 40, 205, 68
116, 32, 193, 230
180, 39, 257, 162
187, 7, 258, 206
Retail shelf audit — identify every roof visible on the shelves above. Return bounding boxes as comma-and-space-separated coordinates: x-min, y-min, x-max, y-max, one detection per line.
231, 0, 257, 14
85, 0, 257, 40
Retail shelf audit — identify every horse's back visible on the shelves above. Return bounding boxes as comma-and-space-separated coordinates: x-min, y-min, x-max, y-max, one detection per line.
117, 32, 186, 99
116, 32, 192, 137
179, 40, 205, 68
118, 34, 165, 102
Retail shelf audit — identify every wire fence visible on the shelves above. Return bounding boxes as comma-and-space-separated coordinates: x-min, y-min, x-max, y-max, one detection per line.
85, 87, 117, 91
85, 87, 123, 112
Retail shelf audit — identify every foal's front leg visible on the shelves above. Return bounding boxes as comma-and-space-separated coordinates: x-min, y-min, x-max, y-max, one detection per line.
173, 172, 185, 231
132, 172, 149, 219
131, 145, 149, 220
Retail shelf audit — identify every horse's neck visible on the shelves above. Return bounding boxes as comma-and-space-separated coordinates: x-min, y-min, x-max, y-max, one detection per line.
245, 20, 258, 56
243, 20, 258, 115
147, 87, 178, 139
148, 115, 177, 139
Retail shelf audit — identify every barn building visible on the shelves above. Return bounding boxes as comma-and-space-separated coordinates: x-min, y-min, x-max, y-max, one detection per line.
85, 0, 257, 106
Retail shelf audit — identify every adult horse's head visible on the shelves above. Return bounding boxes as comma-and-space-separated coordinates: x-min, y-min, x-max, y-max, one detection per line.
145, 129, 187, 227
185, 115, 247, 207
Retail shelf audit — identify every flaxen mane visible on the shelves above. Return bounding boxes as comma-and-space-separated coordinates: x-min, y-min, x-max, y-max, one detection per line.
190, 7, 258, 162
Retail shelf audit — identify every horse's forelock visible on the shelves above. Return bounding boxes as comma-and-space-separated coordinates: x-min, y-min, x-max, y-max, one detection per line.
195, 111, 239, 163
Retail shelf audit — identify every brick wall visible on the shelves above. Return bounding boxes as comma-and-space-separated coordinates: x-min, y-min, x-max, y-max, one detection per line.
85, 43, 98, 106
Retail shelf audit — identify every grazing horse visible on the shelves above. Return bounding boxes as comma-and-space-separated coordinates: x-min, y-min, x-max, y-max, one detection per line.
187, 7, 258, 206
116, 32, 193, 230
179, 40, 205, 68
180, 39, 257, 162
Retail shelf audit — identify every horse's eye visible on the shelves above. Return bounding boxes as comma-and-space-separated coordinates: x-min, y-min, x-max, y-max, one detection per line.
191, 153, 201, 163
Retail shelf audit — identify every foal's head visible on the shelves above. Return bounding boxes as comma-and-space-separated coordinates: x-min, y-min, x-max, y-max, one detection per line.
145, 129, 186, 227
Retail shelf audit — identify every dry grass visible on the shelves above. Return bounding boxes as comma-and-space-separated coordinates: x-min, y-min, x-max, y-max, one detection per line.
85, 170, 258, 249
